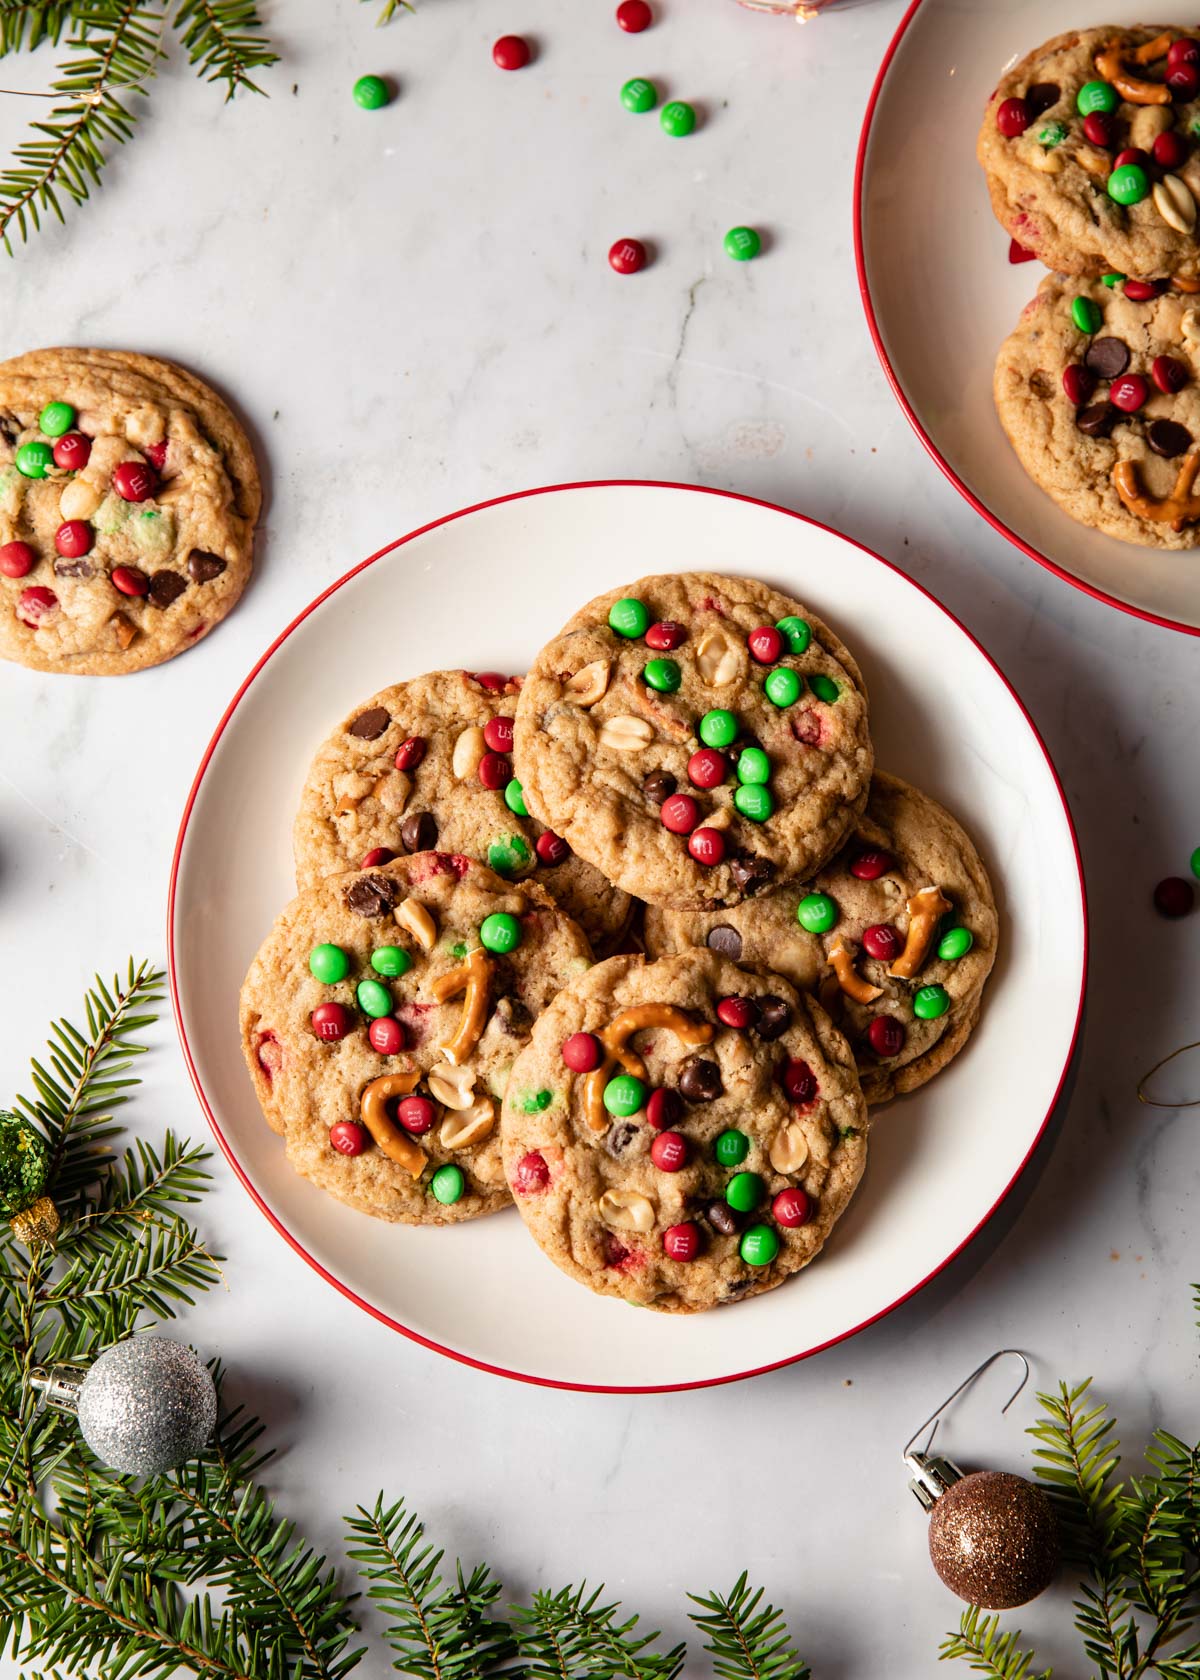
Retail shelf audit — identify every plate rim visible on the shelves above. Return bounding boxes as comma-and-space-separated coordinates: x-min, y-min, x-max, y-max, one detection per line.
167, 478, 1089, 1393
853, 0, 1200, 641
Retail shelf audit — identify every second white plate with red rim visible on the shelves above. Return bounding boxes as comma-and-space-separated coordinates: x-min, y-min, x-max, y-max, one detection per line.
856, 0, 1200, 637
169, 481, 1086, 1392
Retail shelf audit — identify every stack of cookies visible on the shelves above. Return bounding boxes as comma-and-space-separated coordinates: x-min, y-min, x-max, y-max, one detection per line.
979, 27, 1200, 548
241, 572, 997, 1314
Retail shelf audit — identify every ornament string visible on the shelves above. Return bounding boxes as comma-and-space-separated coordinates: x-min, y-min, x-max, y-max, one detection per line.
903, 1349, 1030, 1465
1137, 1040, 1200, 1107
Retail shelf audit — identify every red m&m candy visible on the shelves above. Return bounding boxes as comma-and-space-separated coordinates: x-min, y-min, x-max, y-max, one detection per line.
1168, 36, 1200, 70
1154, 130, 1189, 170
772, 1187, 811, 1228
1083, 112, 1116, 148
311, 1002, 352, 1041
52, 432, 90, 471
1123, 278, 1166, 301
688, 827, 725, 867
474, 671, 511, 692
397, 1095, 435, 1134
783, 1058, 816, 1105
862, 923, 902, 963
650, 1131, 689, 1172
849, 848, 892, 880
1167, 62, 1200, 99
645, 620, 686, 650
112, 460, 158, 502
687, 749, 727, 789
1114, 147, 1151, 171
493, 33, 530, 69
111, 565, 149, 597
55, 520, 92, 559
996, 97, 1032, 137
0, 541, 35, 578
1111, 373, 1149, 413
646, 1087, 681, 1131
394, 735, 427, 771
747, 625, 785, 665
16, 585, 57, 626
1153, 355, 1189, 393
616, 0, 652, 29
609, 238, 647, 275
368, 1016, 405, 1055
536, 830, 570, 866
716, 995, 758, 1029
661, 793, 700, 834
361, 846, 397, 867
478, 750, 513, 790
329, 1120, 367, 1156
1063, 364, 1096, 406
145, 440, 168, 471
868, 1015, 906, 1058
513, 1150, 551, 1194
562, 1031, 602, 1071
1153, 876, 1195, 917
484, 715, 514, 752
662, 1222, 700, 1261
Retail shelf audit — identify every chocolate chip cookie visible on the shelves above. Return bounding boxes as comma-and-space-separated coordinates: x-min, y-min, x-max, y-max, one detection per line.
0, 348, 259, 674
996, 272, 1200, 546
240, 852, 592, 1225
978, 27, 1200, 280
512, 572, 873, 912
293, 668, 635, 955
500, 949, 868, 1312
644, 773, 997, 1105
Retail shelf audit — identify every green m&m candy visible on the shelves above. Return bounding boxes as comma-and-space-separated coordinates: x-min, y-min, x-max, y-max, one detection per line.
1077, 79, 1117, 116
39, 400, 74, 438
764, 667, 801, 708
621, 76, 658, 113
776, 615, 811, 655
643, 657, 681, 693
796, 892, 838, 934
808, 674, 839, 704
15, 441, 53, 478
726, 1170, 765, 1213
356, 978, 393, 1019
480, 911, 522, 953
1102, 272, 1125, 287
488, 835, 530, 875
604, 1073, 647, 1117
609, 596, 650, 638
371, 945, 412, 978
430, 1164, 465, 1205
309, 943, 350, 983
1071, 295, 1103, 334
660, 99, 695, 137
698, 708, 738, 748
736, 746, 770, 785
1191, 845, 1200, 880
1038, 120, 1067, 149
740, 1223, 780, 1267
937, 926, 974, 962
714, 1128, 750, 1167
353, 73, 390, 109
724, 225, 761, 262
1108, 163, 1149, 206
734, 784, 774, 823
504, 779, 528, 817
913, 984, 950, 1021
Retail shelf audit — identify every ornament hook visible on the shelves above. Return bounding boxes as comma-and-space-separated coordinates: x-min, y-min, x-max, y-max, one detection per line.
902, 1348, 1030, 1466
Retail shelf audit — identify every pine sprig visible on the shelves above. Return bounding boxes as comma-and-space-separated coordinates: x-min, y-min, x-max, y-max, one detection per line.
0, 0, 76, 56
511, 1582, 686, 1680
365, 0, 414, 25
687, 1573, 810, 1680
170, 0, 276, 98
938, 1608, 1051, 1680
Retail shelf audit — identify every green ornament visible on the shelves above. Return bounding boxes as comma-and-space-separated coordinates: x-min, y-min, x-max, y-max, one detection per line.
736, 746, 771, 785
521, 1088, 553, 1113
808, 674, 839, 704
734, 784, 774, 823
603, 1073, 647, 1117
609, 597, 650, 638
726, 1171, 765, 1214
698, 708, 738, 748
1191, 845, 1200, 881
643, 657, 681, 693
1108, 164, 1149, 206
487, 835, 530, 875
0, 1110, 52, 1218
764, 667, 801, 708
430, 1164, 465, 1205
937, 926, 974, 962
308, 943, 349, 984
39, 400, 74, 438
621, 76, 658, 113
660, 99, 695, 137
913, 984, 951, 1021
714, 1128, 750, 1167
371, 945, 412, 978
740, 1223, 780, 1267
796, 892, 838, 934
1076, 79, 1117, 116
1038, 120, 1067, 149
1071, 295, 1102, 334
353, 74, 390, 110
504, 779, 528, 817
775, 615, 811, 655
724, 225, 761, 261
356, 978, 393, 1019
15, 441, 53, 478
480, 911, 522, 953
1102, 272, 1125, 287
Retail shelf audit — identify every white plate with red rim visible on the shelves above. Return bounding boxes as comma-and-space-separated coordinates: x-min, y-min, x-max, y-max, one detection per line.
169, 481, 1086, 1392
856, 0, 1200, 637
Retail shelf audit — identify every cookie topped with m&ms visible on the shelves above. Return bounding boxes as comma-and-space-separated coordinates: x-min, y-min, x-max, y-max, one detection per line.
978, 27, 1200, 281
512, 572, 873, 911
239, 852, 592, 1225
0, 347, 259, 674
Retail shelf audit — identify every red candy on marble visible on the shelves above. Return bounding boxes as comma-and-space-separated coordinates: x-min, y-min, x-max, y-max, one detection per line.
868, 1015, 906, 1058
609, 238, 647, 275
1063, 364, 1096, 407
536, 830, 570, 865
1153, 355, 1189, 394
111, 565, 149, 597
329, 1120, 367, 1156
0, 541, 35, 578
55, 520, 92, 559
478, 750, 513, 790
397, 1095, 435, 1134
616, 0, 652, 29
772, 1187, 811, 1228
112, 460, 157, 503
493, 33, 530, 68
52, 432, 90, 471
1083, 111, 1116, 148
1111, 373, 1150, 413
483, 715, 514, 752
646, 1086, 682, 1131
361, 846, 397, 867
1154, 130, 1189, 170
562, 1031, 602, 1071
660, 793, 700, 834
688, 827, 725, 867
747, 625, 785, 665
849, 848, 892, 880
311, 1002, 352, 1041
16, 585, 57, 625
662, 1221, 700, 1262
394, 735, 426, 771
782, 1058, 817, 1105
513, 1150, 551, 1194
996, 97, 1032, 137
650, 1131, 689, 1172
368, 1017, 405, 1055
687, 748, 727, 789
862, 923, 902, 963
645, 619, 686, 650
716, 995, 758, 1029
1154, 876, 1195, 917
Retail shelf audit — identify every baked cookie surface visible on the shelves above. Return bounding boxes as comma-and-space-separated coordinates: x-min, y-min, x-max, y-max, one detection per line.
978, 27, 1200, 280
293, 668, 635, 955
240, 852, 592, 1225
500, 949, 868, 1312
0, 348, 259, 674
644, 774, 998, 1105
512, 572, 873, 911
996, 273, 1200, 547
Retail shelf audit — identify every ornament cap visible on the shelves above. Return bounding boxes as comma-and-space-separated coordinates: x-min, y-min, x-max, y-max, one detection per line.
29, 1363, 85, 1416
905, 1450, 965, 1511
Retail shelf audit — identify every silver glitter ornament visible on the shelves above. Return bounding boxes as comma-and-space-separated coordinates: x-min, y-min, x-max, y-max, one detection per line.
31, 1335, 216, 1475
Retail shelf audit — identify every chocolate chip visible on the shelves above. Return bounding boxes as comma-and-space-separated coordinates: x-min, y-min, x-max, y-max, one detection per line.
1084, 337, 1130, 380
722, 1278, 754, 1301
678, 1056, 722, 1102
703, 1198, 740, 1236
755, 995, 791, 1041
344, 873, 397, 918
1148, 418, 1193, 458
148, 569, 187, 609
642, 770, 676, 806
728, 854, 775, 895
53, 558, 92, 578
0, 413, 19, 446
706, 924, 743, 960
349, 706, 390, 740
494, 995, 532, 1037
187, 548, 227, 583
1076, 403, 1117, 438
1026, 81, 1060, 114
400, 811, 437, 853
606, 1121, 639, 1157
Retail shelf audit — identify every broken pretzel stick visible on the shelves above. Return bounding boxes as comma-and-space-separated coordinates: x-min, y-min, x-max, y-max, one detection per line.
889, 886, 953, 980
1094, 31, 1174, 105
431, 945, 495, 1066
828, 943, 884, 1005
582, 1003, 715, 1133
1113, 451, 1200, 532
360, 1069, 426, 1177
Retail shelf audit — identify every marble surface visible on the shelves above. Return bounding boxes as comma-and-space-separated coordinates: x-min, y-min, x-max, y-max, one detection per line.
1, 0, 1198, 1674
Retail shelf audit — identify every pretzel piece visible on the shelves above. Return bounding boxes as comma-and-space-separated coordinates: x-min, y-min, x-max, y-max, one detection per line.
582, 1004, 716, 1133
888, 886, 953, 981
431, 946, 495, 1066
1113, 451, 1200, 531
1094, 32, 1174, 105
828, 943, 884, 1005
360, 1069, 426, 1176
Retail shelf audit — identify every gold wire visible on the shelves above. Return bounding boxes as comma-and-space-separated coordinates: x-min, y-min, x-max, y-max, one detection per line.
1137, 1040, 1200, 1109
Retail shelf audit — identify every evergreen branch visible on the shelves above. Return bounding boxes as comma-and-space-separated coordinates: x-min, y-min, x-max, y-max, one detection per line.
1029, 1380, 1123, 1568
0, 0, 76, 56
366, 0, 414, 24
512, 1582, 686, 1680
938, 1608, 1051, 1680
170, 0, 276, 98
687, 1574, 809, 1680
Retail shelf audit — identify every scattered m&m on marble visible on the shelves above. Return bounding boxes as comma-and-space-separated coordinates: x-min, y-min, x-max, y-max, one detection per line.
493, 34, 531, 70
616, 0, 652, 30
609, 238, 647, 274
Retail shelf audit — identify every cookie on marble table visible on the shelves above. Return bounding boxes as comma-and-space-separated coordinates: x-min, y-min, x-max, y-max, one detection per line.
0, 347, 260, 674
512, 572, 873, 912
500, 949, 868, 1312
644, 773, 998, 1105
294, 667, 635, 955
240, 852, 593, 1225
996, 272, 1200, 547
978, 27, 1200, 280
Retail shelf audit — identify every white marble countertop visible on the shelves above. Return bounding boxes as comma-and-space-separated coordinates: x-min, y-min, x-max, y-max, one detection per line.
2, 0, 1199, 1674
